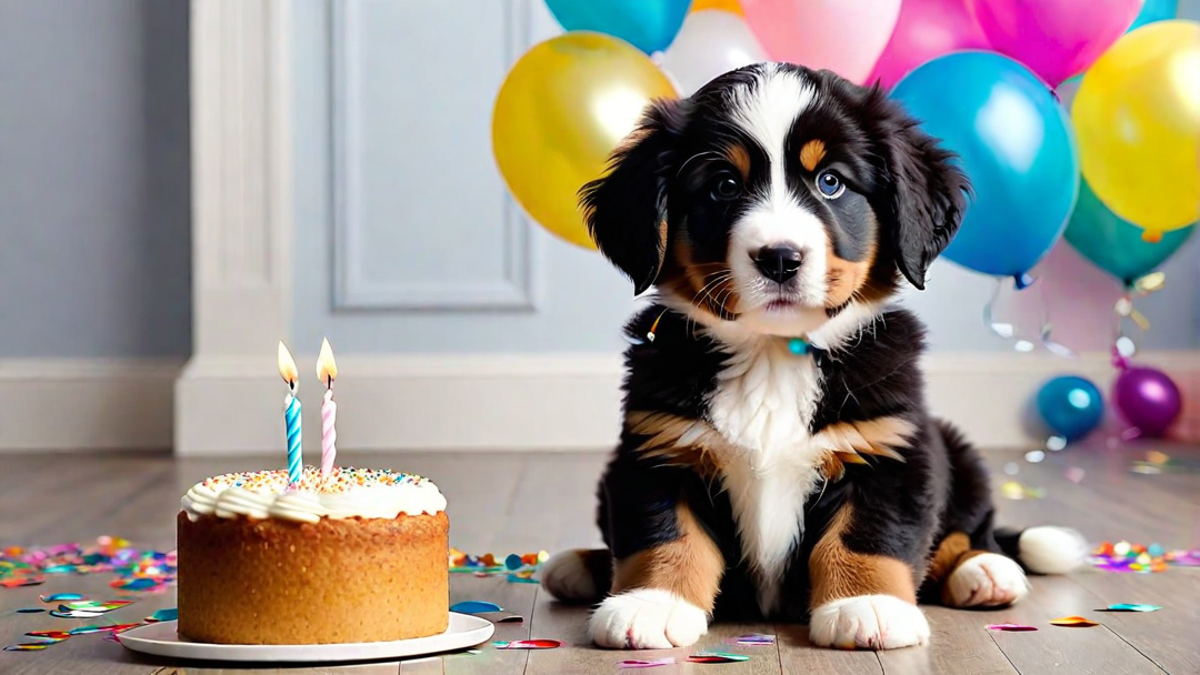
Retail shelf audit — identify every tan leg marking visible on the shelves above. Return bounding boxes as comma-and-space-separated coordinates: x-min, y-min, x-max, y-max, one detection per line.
612, 502, 725, 613
926, 532, 994, 605
810, 504, 917, 608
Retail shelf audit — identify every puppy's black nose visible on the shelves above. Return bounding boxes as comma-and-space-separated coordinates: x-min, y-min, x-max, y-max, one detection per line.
753, 245, 803, 284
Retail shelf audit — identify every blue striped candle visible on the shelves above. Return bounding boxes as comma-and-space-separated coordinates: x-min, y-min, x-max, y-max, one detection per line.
277, 342, 303, 486
284, 390, 302, 485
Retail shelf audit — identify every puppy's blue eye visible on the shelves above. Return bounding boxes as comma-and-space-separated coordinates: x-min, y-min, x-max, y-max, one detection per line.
816, 171, 845, 199
710, 173, 741, 201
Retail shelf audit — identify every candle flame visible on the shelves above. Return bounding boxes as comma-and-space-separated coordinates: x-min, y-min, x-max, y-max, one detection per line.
317, 338, 338, 386
277, 341, 299, 387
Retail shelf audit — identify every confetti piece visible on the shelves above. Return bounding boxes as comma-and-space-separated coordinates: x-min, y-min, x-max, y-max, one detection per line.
1065, 467, 1085, 483
620, 657, 677, 668
494, 639, 561, 650
1025, 450, 1046, 463
1, 576, 45, 588
15, 608, 45, 614
59, 600, 133, 612
145, 607, 178, 622
506, 573, 538, 584
68, 623, 140, 636
40, 593, 84, 603
688, 651, 750, 663
4, 643, 51, 652
1000, 481, 1043, 500
986, 623, 1038, 632
450, 601, 502, 614
734, 633, 776, 645
111, 578, 157, 591
504, 554, 523, 570
50, 610, 105, 619
1097, 604, 1162, 612
25, 631, 71, 639
1050, 616, 1099, 627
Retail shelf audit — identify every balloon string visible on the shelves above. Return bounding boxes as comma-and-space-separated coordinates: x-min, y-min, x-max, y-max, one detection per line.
982, 274, 1075, 357
1032, 275, 1077, 358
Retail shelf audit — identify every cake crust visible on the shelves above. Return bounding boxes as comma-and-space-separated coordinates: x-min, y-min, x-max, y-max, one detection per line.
177, 510, 449, 645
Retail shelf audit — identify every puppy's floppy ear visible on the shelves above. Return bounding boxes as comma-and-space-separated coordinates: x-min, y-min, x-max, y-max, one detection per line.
871, 91, 970, 291
580, 99, 689, 296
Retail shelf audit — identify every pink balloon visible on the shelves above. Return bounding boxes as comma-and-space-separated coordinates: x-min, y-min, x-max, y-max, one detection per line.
867, 0, 991, 89
741, 0, 902, 83
965, 0, 1144, 87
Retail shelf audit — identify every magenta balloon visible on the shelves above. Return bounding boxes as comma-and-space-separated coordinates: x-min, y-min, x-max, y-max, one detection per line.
867, 0, 990, 89
1113, 366, 1183, 437
965, 0, 1144, 87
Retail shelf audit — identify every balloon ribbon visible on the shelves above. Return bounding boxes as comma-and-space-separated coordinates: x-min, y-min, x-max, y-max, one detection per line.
983, 274, 1075, 357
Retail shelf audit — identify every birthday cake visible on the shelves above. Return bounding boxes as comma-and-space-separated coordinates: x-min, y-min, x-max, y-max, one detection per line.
177, 467, 448, 645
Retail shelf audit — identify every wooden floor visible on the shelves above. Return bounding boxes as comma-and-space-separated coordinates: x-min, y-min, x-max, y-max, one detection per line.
1, 444, 1199, 674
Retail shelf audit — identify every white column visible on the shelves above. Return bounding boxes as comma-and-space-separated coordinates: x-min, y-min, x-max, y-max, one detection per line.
175, 0, 296, 455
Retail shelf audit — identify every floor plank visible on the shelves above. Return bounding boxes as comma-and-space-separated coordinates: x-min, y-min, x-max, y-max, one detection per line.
776, 623, 882, 674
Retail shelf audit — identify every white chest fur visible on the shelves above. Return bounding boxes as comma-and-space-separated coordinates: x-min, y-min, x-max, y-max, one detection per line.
705, 335, 827, 614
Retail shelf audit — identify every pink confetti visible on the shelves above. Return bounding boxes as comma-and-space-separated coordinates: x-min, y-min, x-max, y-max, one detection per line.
987, 623, 1038, 632
619, 657, 676, 668
494, 639, 561, 650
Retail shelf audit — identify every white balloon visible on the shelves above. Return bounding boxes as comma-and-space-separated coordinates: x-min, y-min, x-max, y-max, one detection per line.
660, 10, 768, 96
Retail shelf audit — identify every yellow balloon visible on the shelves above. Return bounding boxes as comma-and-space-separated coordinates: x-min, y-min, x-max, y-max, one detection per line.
492, 33, 677, 250
691, 0, 744, 16
1072, 20, 1200, 241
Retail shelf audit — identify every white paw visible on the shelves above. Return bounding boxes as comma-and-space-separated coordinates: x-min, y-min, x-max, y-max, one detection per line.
945, 553, 1029, 608
809, 594, 930, 650
541, 550, 599, 602
589, 588, 708, 649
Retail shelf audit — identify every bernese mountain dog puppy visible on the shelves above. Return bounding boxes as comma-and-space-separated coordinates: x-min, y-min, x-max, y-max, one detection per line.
540, 63, 1088, 651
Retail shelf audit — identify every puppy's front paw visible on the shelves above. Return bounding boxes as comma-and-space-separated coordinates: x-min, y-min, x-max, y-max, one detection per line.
809, 594, 930, 650
589, 588, 708, 649
945, 552, 1029, 608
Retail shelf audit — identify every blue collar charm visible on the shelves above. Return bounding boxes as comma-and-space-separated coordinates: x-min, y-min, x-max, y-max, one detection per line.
788, 337, 811, 355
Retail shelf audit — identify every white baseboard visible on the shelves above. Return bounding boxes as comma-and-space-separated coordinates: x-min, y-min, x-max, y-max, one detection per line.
0, 359, 184, 452
174, 350, 1200, 456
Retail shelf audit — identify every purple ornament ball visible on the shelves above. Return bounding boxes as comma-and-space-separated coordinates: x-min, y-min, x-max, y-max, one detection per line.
1113, 366, 1183, 437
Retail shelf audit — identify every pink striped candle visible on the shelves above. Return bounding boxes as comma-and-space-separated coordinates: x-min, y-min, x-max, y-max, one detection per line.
316, 338, 339, 476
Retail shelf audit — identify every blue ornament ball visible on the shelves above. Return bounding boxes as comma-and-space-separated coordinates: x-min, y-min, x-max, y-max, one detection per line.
1035, 375, 1105, 442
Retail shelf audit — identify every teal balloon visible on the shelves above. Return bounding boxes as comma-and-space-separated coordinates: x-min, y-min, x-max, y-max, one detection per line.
1065, 180, 1194, 286
1036, 375, 1104, 442
1128, 0, 1177, 32
544, 0, 691, 54
891, 52, 1079, 278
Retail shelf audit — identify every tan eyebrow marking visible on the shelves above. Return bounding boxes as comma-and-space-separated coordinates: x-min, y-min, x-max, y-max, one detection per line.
723, 143, 751, 180
800, 139, 827, 171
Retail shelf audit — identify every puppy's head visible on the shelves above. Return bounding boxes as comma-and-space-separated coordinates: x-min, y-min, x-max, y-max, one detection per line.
581, 63, 969, 338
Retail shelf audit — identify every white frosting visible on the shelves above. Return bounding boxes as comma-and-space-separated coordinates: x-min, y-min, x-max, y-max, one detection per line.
181, 467, 447, 524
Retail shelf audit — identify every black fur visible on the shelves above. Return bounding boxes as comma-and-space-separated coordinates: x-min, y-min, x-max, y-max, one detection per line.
597, 306, 998, 620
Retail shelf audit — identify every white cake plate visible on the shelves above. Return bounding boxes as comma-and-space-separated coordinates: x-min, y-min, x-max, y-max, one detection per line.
117, 612, 495, 663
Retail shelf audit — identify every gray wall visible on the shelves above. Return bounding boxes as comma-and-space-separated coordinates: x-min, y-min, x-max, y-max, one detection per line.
0, 0, 191, 358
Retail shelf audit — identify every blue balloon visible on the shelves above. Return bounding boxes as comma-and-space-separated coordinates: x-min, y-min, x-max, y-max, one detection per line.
544, 0, 691, 55
1036, 375, 1105, 442
1128, 0, 1177, 32
891, 52, 1079, 278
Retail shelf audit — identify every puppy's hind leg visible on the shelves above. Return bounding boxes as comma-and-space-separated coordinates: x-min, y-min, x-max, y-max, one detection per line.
541, 549, 612, 604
